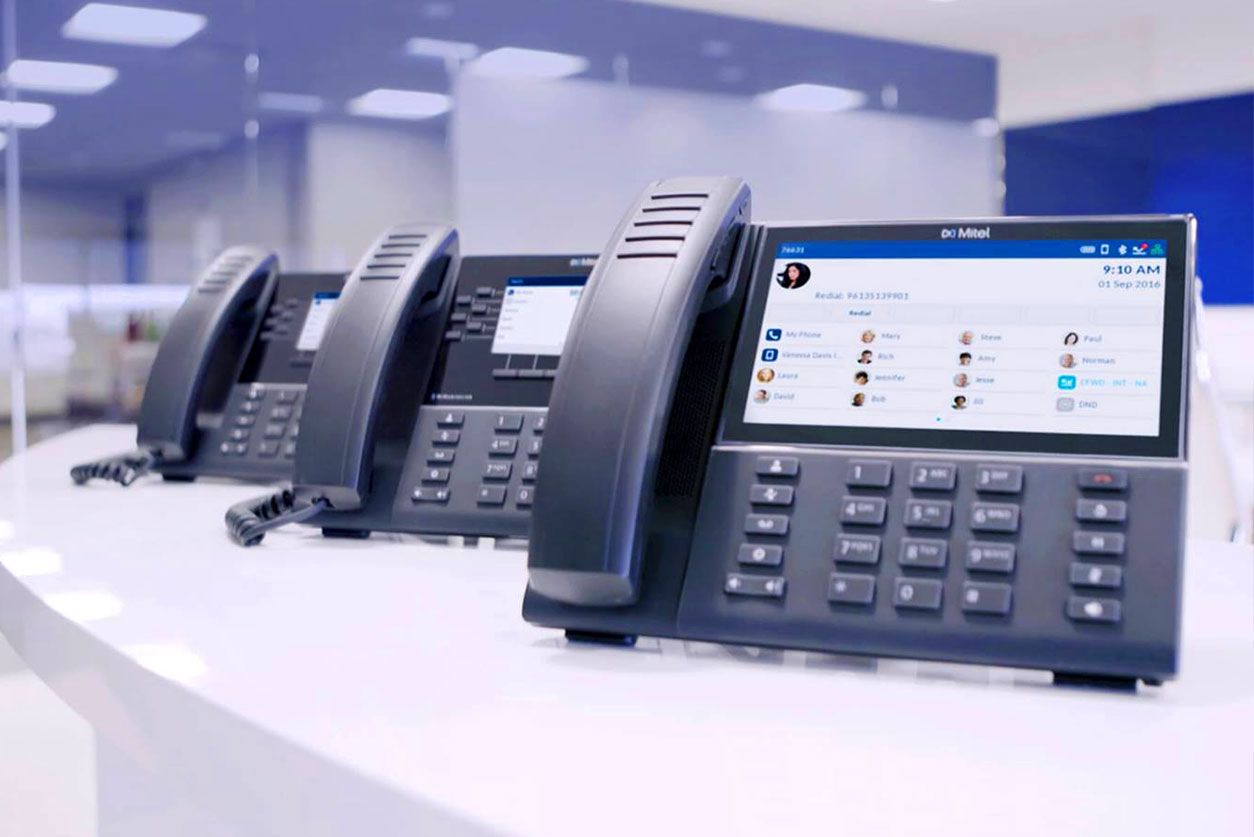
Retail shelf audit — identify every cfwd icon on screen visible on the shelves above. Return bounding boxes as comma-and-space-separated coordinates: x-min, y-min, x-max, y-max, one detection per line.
1057, 375, 1077, 390
761, 348, 778, 362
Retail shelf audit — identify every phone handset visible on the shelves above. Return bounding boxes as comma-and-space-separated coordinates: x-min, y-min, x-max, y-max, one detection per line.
226, 224, 458, 545
527, 177, 751, 605
71, 246, 278, 486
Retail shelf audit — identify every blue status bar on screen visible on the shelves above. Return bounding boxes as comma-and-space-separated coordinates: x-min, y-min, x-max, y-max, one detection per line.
776, 240, 1168, 259
506, 276, 587, 287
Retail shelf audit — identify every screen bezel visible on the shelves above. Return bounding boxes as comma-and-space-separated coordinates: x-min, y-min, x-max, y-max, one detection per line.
719, 218, 1191, 458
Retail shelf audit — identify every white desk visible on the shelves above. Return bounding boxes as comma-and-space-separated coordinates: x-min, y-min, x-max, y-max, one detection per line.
2, 426, 1251, 836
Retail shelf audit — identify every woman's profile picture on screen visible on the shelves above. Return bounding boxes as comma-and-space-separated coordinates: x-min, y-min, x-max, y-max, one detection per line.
776, 262, 811, 290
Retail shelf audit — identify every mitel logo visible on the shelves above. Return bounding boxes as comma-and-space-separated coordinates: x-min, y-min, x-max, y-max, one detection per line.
569, 257, 597, 267
940, 227, 992, 240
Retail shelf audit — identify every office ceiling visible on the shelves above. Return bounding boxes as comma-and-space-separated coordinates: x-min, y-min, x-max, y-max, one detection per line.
4, 0, 995, 188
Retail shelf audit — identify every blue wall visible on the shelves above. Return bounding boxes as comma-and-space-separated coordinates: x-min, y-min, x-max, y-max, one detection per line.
1005, 93, 1254, 304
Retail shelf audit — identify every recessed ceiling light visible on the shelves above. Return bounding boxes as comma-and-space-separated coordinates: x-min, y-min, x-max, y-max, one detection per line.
701, 39, 733, 59
62, 3, 207, 48
757, 83, 867, 113
346, 88, 452, 120
470, 47, 588, 80
716, 65, 746, 84
973, 117, 1001, 137
406, 37, 480, 62
258, 91, 325, 114
4, 59, 117, 94
422, 2, 455, 19
0, 101, 57, 128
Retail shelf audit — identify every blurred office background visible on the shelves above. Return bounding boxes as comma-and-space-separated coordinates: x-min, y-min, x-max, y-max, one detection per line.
0, 0, 1250, 539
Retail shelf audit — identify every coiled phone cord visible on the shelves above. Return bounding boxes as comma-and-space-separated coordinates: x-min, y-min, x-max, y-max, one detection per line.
225, 487, 329, 547
70, 449, 161, 487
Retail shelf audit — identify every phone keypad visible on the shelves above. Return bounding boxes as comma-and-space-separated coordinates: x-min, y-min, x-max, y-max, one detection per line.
215, 383, 305, 463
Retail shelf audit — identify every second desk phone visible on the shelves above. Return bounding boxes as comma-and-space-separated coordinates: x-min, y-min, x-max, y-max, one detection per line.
226, 224, 593, 544
524, 176, 1193, 688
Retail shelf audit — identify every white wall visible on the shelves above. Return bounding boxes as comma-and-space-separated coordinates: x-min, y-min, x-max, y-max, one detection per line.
0, 184, 126, 287
453, 76, 999, 254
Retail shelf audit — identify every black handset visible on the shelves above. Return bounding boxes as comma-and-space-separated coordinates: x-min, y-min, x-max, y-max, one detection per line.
525, 178, 1195, 688
226, 239, 597, 546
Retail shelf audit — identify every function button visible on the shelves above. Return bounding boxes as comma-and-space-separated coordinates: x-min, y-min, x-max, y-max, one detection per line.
965, 542, 1016, 574
270, 405, 294, 421
240, 400, 262, 414
755, 456, 799, 477
466, 321, 485, 333
893, 577, 943, 611
1078, 467, 1129, 491
428, 449, 455, 464
516, 486, 535, 507
258, 441, 279, 458
1073, 531, 1125, 556
962, 582, 1013, 615
218, 441, 233, 455
263, 422, 287, 439
522, 462, 539, 482
834, 534, 881, 565
476, 485, 507, 506
471, 303, 488, 315
839, 496, 887, 526
518, 369, 546, 380
433, 429, 461, 446
828, 573, 876, 606
475, 286, 495, 297
542, 370, 557, 379
276, 389, 299, 404
412, 487, 450, 503
436, 411, 465, 427
229, 428, 250, 442
455, 294, 472, 306
494, 413, 524, 432
899, 538, 948, 569
846, 459, 892, 488
444, 330, 462, 341
421, 467, 451, 484
234, 414, 257, 427
971, 503, 1020, 533
905, 499, 953, 530
738, 544, 783, 567
725, 573, 786, 599
484, 462, 513, 480
908, 462, 957, 491
532, 415, 547, 434
975, 464, 1024, 494
1076, 499, 1128, 524
449, 312, 468, 323
492, 369, 519, 379
745, 514, 789, 536
247, 384, 266, 400
232, 443, 248, 455
283, 441, 297, 458
526, 438, 543, 457
749, 484, 794, 506
1067, 596, 1121, 624
1070, 562, 1124, 589
489, 438, 518, 456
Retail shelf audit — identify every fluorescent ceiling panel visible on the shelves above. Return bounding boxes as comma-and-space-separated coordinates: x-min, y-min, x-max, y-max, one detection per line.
346, 88, 452, 120
62, 3, 207, 48
4, 59, 117, 94
470, 47, 589, 79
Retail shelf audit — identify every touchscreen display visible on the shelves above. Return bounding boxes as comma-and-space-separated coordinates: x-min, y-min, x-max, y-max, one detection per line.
491, 277, 585, 357
742, 236, 1171, 439
295, 291, 341, 353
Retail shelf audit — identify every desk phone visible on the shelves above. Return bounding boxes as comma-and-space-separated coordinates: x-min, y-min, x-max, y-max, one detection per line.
525, 176, 1193, 688
71, 247, 346, 485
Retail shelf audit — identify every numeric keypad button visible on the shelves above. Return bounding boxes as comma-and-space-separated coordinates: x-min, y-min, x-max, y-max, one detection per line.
893, 578, 943, 610
494, 413, 524, 432
1070, 562, 1123, 589
749, 484, 794, 506
1073, 531, 1125, 555
1066, 596, 1121, 624
846, 460, 892, 488
738, 544, 784, 567
839, 496, 887, 526
828, 574, 876, 605
744, 514, 789, 536
525, 438, 543, 457
1076, 499, 1128, 523
962, 582, 1013, 615
532, 415, 547, 434
899, 538, 948, 569
908, 462, 957, 491
522, 462, 539, 482
488, 438, 517, 456
975, 464, 1024, 494
476, 486, 507, 506
755, 456, 799, 477
971, 503, 1020, 533
483, 462, 512, 480
515, 486, 535, 507
834, 534, 881, 565
965, 542, 1016, 574
725, 574, 786, 599
905, 499, 953, 530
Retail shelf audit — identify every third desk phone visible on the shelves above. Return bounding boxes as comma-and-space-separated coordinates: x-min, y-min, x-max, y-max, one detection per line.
72, 175, 1194, 689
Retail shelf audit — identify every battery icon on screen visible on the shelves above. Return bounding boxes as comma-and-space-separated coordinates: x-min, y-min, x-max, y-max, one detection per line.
1079, 245, 1096, 254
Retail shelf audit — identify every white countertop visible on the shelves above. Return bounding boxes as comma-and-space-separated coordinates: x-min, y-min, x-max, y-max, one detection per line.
2, 425, 1252, 836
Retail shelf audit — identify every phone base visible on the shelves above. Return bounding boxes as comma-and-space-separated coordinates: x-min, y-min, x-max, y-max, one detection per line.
321, 527, 371, 540
1052, 671, 1144, 691
564, 629, 638, 647
162, 474, 196, 483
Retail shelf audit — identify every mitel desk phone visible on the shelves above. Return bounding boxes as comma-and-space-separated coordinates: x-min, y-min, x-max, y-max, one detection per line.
524, 175, 1194, 688
225, 223, 594, 545
71, 247, 347, 485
